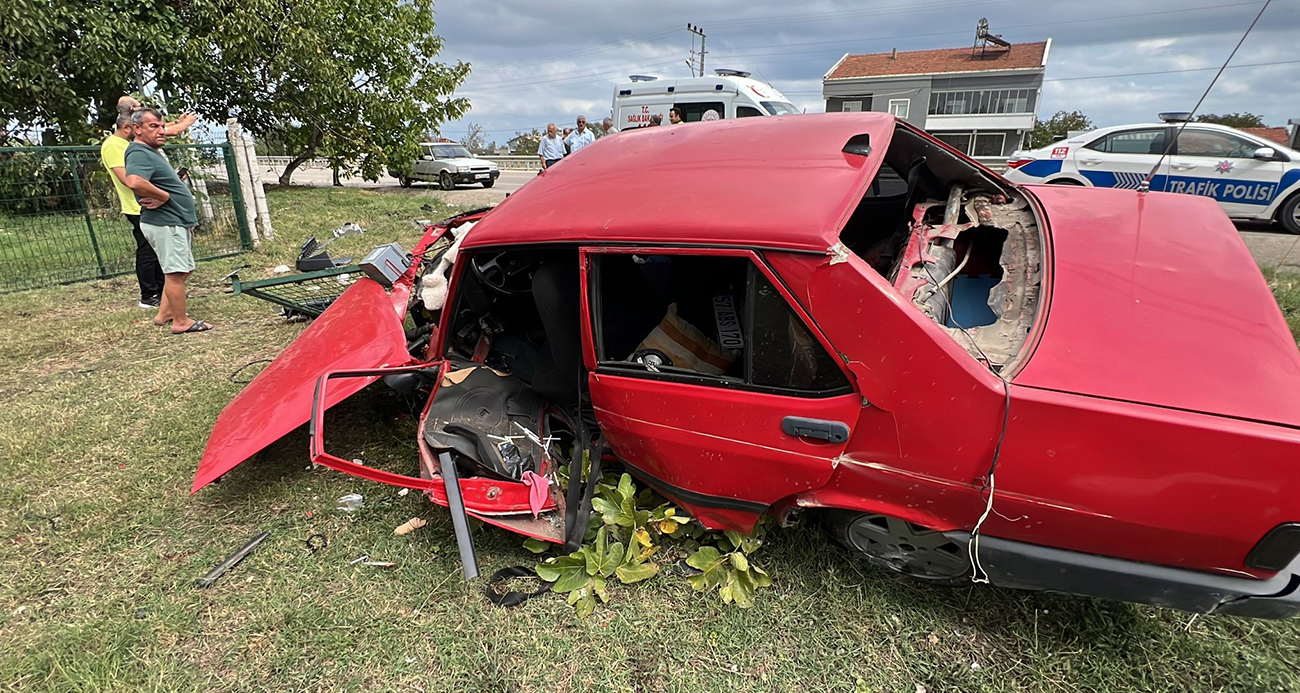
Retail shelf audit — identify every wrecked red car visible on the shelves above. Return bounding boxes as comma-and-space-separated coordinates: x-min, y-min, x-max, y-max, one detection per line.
196, 113, 1300, 618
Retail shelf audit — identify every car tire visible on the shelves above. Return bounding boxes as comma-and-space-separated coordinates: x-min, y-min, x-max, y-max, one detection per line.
822, 509, 971, 585
1279, 193, 1300, 235
440, 171, 456, 191
482, 179, 495, 188
398, 174, 412, 188
1047, 178, 1084, 185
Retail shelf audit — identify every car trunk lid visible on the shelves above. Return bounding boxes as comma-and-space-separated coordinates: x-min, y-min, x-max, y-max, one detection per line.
1016, 185, 1300, 428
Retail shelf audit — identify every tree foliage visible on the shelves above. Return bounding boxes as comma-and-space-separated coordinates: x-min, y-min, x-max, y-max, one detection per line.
0, 0, 469, 183
459, 122, 486, 152
1195, 112, 1266, 129
1029, 110, 1094, 149
510, 129, 543, 155
0, 0, 183, 143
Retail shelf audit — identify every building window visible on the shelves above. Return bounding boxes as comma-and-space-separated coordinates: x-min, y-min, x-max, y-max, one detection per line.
935, 133, 972, 154
888, 99, 910, 119
973, 132, 1005, 157
928, 88, 1034, 116
841, 100, 862, 112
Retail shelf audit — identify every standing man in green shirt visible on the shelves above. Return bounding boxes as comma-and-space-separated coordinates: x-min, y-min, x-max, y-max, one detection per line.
124, 108, 211, 334
100, 98, 195, 309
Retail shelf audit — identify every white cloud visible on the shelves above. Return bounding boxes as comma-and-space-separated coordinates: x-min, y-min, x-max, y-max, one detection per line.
430, 0, 1300, 137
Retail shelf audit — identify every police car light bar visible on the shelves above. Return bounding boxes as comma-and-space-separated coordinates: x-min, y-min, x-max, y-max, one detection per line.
1158, 112, 1193, 123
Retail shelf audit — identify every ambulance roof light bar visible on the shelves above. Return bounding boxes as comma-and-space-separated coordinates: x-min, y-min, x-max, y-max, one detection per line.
628, 75, 658, 82
714, 69, 751, 78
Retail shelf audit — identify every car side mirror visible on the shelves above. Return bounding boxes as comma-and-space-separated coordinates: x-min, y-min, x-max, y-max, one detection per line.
1253, 147, 1277, 161
422, 155, 433, 161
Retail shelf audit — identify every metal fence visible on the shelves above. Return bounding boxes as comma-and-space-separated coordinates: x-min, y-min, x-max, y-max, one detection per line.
0, 142, 252, 293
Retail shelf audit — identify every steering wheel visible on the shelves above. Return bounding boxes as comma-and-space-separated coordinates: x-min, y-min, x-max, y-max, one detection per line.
469, 251, 538, 295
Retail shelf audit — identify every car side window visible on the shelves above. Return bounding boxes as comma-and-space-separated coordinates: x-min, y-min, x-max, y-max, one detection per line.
591, 253, 850, 394
1175, 130, 1258, 158
749, 272, 849, 391
737, 106, 763, 118
1085, 128, 1167, 155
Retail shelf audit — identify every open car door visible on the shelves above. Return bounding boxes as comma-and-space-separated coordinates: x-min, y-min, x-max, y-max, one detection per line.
580, 247, 863, 532
193, 278, 419, 491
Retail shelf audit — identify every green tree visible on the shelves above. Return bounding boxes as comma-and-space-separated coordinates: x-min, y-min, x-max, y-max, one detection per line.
510, 128, 542, 155
1195, 112, 1266, 129
0, 0, 183, 143
1029, 110, 1094, 149
172, 0, 469, 184
0, 0, 469, 184
460, 122, 486, 152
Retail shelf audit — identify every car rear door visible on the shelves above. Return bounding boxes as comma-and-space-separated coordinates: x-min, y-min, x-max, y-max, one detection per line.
580, 247, 861, 532
1168, 127, 1287, 218
1075, 126, 1171, 191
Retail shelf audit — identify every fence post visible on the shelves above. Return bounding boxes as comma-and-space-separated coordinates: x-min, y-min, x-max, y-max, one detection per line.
222, 140, 255, 249
240, 133, 274, 239
225, 120, 259, 247
66, 152, 107, 276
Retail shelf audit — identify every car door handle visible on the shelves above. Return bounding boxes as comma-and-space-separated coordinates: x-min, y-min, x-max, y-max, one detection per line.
782, 416, 850, 443
1171, 162, 1198, 170
1079, 158, 1104, 165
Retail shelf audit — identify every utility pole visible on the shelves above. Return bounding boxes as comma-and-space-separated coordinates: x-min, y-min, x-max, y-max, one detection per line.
687, 24, 706, 77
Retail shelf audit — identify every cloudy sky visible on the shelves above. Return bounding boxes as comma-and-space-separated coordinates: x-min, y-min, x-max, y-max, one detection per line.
430, 0, 1300, 146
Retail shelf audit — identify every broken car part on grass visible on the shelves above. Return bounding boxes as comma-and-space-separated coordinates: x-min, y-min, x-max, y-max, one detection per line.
194, 113, 1300, 618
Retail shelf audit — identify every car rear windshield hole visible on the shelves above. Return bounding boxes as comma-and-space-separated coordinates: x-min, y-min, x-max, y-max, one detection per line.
836, 123, 1043, 369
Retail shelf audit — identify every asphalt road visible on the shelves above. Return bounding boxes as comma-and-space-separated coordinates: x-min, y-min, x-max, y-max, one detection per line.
277, 167, 534, 205
274, 166, 1300, 271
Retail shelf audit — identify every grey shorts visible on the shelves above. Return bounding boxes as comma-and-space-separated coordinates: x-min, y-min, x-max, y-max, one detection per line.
139, 222, 195, 274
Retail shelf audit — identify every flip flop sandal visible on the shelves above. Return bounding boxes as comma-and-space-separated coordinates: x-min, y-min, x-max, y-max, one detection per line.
172, 320, 213, 335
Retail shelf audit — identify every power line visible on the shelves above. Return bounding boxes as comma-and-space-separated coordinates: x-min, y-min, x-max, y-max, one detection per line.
456, 1, 1272, 95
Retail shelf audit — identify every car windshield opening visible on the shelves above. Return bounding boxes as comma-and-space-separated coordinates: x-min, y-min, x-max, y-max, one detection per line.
761, 101, 799, 116
434, 144, 472, 159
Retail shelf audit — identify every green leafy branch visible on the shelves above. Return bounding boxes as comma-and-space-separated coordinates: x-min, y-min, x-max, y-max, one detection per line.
528, 471, 773, 617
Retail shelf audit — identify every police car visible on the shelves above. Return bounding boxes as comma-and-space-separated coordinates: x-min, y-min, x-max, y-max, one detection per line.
1003, 114, 1300, 234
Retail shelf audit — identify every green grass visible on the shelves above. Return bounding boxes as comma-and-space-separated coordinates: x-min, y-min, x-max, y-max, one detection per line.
1263, 267, 1300, 344
2, 186, 1300, 692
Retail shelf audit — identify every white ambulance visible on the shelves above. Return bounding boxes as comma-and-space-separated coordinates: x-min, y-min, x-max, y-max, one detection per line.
611, 70, 799, 130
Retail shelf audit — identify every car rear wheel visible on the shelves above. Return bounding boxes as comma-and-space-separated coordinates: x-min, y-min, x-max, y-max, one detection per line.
1279, 193, 1300, 235
440, 171, 456, 191
823, 510, 970, 584
398, 174, 412, 188
482, 179, 495, 188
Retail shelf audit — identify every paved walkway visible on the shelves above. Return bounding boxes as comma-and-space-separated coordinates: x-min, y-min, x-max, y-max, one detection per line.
1240, 229, 1300, 272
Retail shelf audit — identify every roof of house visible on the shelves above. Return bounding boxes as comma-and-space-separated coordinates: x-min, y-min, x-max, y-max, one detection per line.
826, 40, 1050, 81
461, 113, 897, 254
1241, 126, 1289, 145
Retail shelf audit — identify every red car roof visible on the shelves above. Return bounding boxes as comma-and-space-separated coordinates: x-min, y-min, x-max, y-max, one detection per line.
460, 113, 894, 253
1016, 185, 1300, 428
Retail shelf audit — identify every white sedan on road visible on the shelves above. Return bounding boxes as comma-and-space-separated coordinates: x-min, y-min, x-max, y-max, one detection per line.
1003, 120, 1300, 234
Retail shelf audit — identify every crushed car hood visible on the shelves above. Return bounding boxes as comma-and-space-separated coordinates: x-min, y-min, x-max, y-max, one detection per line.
1015, 185, 1300, 428
192, 279, 411, 492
